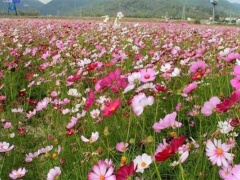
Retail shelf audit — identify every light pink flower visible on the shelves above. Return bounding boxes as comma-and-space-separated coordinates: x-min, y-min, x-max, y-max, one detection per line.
206, 139, 234, 167
201, 96, 221, 116
153, 112, 182, 132
131, 92, 154, 116
88, 161, 116, 180
9, 167, 27, 179
225, 164, 240, 180
183, 82, 197, 94
189, 60, 206, 74
47, 166, 61, 180
230, 76, 240, 89
81, 131, 99, 143
219, 166, 232, 179
116, 142, 129, 153
0, 142, 14, 152
3, 121, 12, 129
140, 68, 156, 83
233, 65, 240, 76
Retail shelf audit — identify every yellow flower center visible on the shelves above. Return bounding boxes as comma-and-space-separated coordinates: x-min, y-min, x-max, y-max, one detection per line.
141, 161, 147, 167
216, 148, 223, 155
100, 175, 105, 180
110, 107, 116, 111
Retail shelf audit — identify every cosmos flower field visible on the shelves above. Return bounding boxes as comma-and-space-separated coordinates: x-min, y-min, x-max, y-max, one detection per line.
1, 15, 240, 180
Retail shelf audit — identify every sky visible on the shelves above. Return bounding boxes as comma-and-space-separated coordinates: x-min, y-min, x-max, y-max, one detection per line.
37, 0, 240, 4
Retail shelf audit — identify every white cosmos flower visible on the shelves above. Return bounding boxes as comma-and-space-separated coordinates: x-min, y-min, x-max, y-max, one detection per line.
67, 88, 81, 97
81, 132, 99, 143
133, 153, 152, 173
171, 68, 181, 77
160, 63, 171, 72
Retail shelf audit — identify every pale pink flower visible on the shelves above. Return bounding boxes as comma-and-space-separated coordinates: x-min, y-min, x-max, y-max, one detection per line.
81, 131, 99, 143
9, 167, 27, 179
178, 144, 190, 163
201, 96, 221, 116
183, 82, 197, 94
88, 161, 116, 180
225, 164, 240, 180
152, 112, 182, 132
36, 98, 50, 111
38, 145, 53, 154
189, 60, 206, 74
140, 68, 156, 83
116, 142, 129, 152
3, 121, 12, 129
0, 142, 14, 152
90, 109, 100, 119
26, 109, 36, 119
219, 166, 232, 179
47, 166, 61, 180
131, 92, 154, 116
206, 139, 234, 167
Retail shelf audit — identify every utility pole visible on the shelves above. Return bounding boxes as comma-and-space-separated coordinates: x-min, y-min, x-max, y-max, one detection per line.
210, 0, 218, 22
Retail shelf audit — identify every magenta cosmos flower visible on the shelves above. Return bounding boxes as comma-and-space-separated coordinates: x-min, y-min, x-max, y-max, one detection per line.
183, 82, 198, 94
102, 98, 121, 117
140, 68, 156, 83
116, 162, 136, 180
100, 68, 127, 93
206, 139, 234, 167
201, 96, 221, 116
84, 89, 95, 110
9, 167, 27, 179
47, 166, 61, 180
152, 111, 182, 132
88, 161, 116, 180
225, 164, 240, 180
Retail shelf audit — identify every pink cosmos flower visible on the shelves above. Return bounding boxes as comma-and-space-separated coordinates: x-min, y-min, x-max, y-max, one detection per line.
102, 98, 121, 117
47, 166, 61, 180
81, 131, 99, 143
3, 121, 12, 129
116, 142, 129, 153
201, 96, 221, 116
153, 112, 182, 132
131, 92, 154, 116
225, 164, 240, 180
233, 65, 240, 76
100, 68, 127, 93
140, 68, 156, 83
230, 76, 240, 89
9, 167, 27, 179
0, 142, 14, 152
189, 60, 206, 74
88, 161, 116, 180
225, 52, 240, 62
206, 139, 234, 167
219, 166, 232, 179
84, 90, 95, 110
183, 82, 197, 94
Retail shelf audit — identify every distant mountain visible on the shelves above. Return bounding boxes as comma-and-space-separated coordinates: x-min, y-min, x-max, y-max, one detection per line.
0, 0, 239, 19
39, 0, 240, 19
0, 0, 44, 11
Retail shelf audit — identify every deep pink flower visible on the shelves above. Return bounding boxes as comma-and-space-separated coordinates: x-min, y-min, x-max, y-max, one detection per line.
155, 135, 186, 162
216, 89, 240, 112
102, 98, 121, 117
206, 139, 234, 167
84, 90, 95, 110
183, 82, 197, 94
201, 96, 221, 116
140, 68, 156, 83
100, 69, 127, 93
88, 161, 116, 180
116, 162, 136, 180
233, 65, 240, 76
